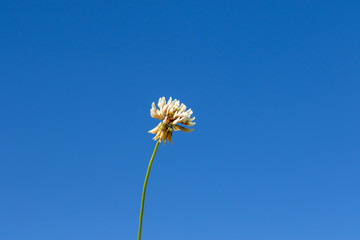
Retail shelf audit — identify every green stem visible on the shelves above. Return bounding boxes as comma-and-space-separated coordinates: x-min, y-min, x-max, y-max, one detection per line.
138, 140, 160, 240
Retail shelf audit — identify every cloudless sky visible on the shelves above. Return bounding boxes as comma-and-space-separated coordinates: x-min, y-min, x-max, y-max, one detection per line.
1, 1, 359, 240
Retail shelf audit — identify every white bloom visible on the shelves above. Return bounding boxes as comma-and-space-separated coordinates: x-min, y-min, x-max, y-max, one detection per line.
148, 97, 196, 144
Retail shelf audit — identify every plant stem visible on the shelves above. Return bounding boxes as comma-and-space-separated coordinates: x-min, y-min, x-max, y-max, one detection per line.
138, 140, 160, 240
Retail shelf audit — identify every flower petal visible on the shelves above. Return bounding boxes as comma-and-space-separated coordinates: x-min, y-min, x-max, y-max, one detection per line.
148, 122, 161, 133
174, 124, 194, 132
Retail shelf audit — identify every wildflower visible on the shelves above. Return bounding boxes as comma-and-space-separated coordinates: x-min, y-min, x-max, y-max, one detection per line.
148, 97, 195, 144
138, 97, 196, 240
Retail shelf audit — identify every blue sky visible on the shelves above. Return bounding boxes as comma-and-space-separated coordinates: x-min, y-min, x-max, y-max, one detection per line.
1, 1, 359, 239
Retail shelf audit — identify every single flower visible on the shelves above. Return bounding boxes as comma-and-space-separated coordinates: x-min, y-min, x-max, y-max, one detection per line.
148, 97, 195, 144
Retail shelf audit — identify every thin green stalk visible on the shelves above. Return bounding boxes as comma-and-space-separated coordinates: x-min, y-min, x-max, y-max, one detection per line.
138, 140, 160, 240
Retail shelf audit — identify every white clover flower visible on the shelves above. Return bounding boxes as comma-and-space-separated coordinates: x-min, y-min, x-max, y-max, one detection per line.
148, 97, 195, 144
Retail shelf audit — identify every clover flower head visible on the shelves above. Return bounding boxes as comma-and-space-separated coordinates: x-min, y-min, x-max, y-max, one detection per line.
148, 97, 195, 144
